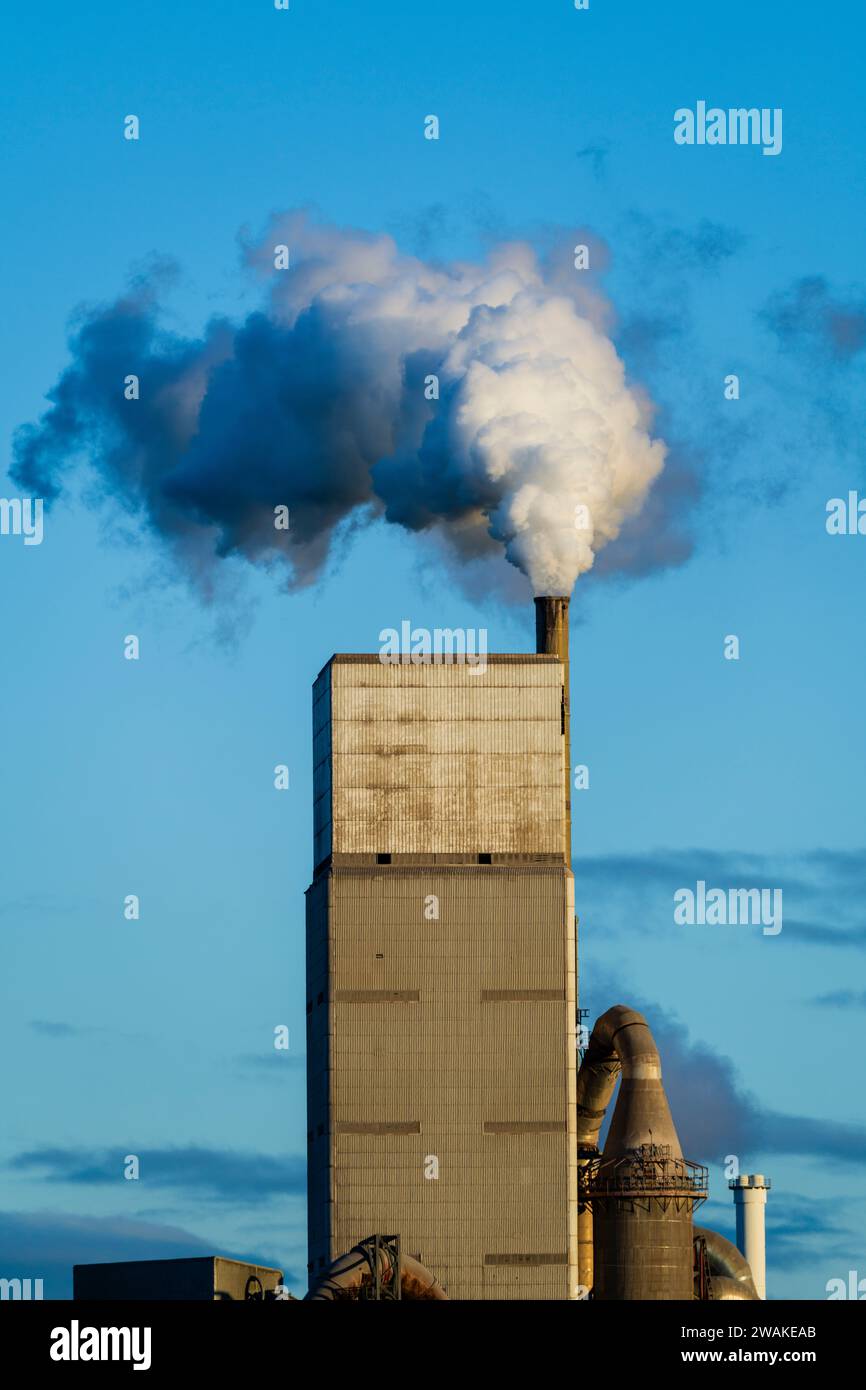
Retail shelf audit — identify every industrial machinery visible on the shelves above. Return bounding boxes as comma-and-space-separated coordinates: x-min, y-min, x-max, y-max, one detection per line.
574, 1004, 759, 1300
307, 1235, 447, 1300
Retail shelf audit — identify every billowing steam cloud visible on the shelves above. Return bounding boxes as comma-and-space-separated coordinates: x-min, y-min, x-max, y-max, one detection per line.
13, 212, 666, 597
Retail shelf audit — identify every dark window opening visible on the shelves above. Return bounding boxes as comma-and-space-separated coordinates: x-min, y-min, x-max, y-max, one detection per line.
376, 853, 392, 864
478, 853, 492, 864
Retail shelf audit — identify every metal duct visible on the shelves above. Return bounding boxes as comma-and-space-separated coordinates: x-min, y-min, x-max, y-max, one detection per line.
695, 1225, 759, 1301
576, 1005, 708, 1300
306, 1241, 448, 1301
534, 596, 571, 866
575, 1019, 622, 1291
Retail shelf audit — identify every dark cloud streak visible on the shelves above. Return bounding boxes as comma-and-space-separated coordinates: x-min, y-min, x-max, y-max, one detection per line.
9, 1146, 306, 1203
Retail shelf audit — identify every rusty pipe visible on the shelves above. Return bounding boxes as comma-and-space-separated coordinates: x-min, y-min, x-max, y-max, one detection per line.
306, 1242, 447, 1301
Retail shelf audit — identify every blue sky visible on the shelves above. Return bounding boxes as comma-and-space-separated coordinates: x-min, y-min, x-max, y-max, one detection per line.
1, 0, 865, 1299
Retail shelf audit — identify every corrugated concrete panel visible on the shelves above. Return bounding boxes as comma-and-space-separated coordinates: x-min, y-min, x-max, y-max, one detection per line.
334, 753, 560, 790
312, 668, 333, 866
306, 655, 576, 1299
335, 685, 560, 723
305, 874, 332, 1270
333, 720, 561, 755
312, 656, 567, 858
306, 864, 576, 1299
326, 653, 562, 682
333, 793, 562, 855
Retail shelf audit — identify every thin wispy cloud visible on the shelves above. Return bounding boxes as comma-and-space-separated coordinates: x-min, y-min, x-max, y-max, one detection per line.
574, 847, 866, 950
9, 1146, 306, 1203
575, 141, 611, 179
29, 1021, 86, 1038
810, 989, 866, 1009
236, 1052, 307, 1074
761, 276, 866, 362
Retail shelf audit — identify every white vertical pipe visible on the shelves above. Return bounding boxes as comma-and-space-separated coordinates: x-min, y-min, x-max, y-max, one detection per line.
729, 1174, 771, 1299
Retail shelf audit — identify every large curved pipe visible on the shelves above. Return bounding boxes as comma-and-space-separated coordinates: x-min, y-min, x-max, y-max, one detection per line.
695, 1225, 759, 1300
576, 1005, 684, 1291
576, 1014, 623, 1289
307, 1242, 447, 1301
577, 1005, 683, 1150
711, 1277, 758, 1301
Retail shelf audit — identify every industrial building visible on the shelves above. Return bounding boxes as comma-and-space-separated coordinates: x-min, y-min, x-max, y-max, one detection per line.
305, 598, 577, 1298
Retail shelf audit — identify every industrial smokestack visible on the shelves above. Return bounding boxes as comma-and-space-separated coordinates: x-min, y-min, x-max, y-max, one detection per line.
534, 597, 571, 866
729, 1175, 770, 1299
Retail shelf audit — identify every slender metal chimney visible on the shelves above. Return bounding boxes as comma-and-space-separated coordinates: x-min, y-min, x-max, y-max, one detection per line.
729, 1174, 770, 1299
534, 596, 571, 866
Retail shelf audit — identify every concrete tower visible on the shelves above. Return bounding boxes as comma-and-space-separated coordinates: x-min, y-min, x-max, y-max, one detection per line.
305, 618, 577, 1298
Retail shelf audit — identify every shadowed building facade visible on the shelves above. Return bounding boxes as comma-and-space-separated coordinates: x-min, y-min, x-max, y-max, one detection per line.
305, 647, 577, 1298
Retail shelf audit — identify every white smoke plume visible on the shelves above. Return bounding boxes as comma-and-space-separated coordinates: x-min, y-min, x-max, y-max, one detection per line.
14, 211, 666, 598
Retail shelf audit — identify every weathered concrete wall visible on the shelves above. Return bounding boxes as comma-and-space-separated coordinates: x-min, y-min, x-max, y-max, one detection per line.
312, 656, 567, 863
305, 872, 332, 1277
306, 656, 576, 1299
306, 865, 574, 1298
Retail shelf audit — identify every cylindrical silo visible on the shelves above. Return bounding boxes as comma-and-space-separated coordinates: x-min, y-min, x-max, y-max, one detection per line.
590, 1148, 703, 1300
